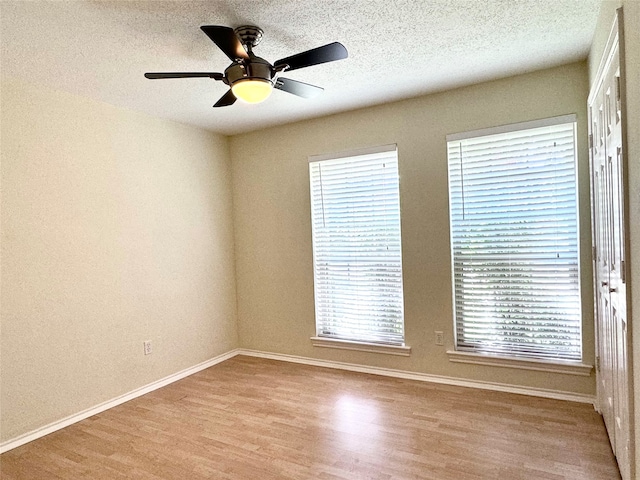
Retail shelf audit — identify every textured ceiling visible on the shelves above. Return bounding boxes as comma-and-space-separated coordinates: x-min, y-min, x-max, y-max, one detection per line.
1, 0, 601, 135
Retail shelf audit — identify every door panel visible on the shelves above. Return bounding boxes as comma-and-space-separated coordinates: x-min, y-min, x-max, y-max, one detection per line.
588, 15, 630, 479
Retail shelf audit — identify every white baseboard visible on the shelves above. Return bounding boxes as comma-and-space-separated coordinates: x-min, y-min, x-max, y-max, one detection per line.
237, 349, 597, 405
0, 349, 240, 454
2, 347, 596, 453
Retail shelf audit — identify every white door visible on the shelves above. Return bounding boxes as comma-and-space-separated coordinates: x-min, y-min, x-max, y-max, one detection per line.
588, 10, 630, 480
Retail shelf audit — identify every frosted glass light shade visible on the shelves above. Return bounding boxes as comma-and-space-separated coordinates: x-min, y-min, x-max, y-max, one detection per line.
231, 79, 273, 104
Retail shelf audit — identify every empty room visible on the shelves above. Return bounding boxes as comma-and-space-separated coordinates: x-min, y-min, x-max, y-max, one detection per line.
1, 1, 639, 479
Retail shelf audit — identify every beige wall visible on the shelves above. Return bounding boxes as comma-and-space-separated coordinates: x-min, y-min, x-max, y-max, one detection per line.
230, 62, 595, 395
0, 80, 239, 442
589, 0, 639, 475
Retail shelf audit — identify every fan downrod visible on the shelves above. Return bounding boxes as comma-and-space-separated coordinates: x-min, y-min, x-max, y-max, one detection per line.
234, 25, 264, 50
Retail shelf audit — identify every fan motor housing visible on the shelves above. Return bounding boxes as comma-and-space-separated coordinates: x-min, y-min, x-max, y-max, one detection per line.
225, 56, 273, 86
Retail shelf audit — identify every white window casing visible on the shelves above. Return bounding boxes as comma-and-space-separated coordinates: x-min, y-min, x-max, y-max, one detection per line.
446, 115, 582, 362
309, 144, 405, 346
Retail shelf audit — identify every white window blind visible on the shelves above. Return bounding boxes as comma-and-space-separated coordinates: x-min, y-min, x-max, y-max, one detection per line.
446, 116, 582, 361
309, 145, 405, 345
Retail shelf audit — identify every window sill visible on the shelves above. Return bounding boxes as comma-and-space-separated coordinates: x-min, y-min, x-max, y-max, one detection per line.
446, 350, 592, 376
310, 336, 411, 356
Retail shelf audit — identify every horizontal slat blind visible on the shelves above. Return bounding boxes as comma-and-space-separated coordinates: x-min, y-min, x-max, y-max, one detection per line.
309, 146, 405, 345
447, 120, 582, 361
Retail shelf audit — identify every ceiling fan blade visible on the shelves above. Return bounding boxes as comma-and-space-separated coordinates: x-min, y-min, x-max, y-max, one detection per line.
275, 78, 323, 98
213, 90, 237, 108
274, 42, 347, 72
200, 26, 249, 62
145, 72, 224, 80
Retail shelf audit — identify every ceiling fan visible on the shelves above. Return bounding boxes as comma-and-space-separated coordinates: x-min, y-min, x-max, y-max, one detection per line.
145, 25, 348, 107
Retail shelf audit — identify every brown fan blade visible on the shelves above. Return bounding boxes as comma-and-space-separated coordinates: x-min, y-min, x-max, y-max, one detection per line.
144, 72, 224, 80
200, 26, 249, 62
274, 42, 347, 72
275, 78, 323, 98
213, 90, 237, 107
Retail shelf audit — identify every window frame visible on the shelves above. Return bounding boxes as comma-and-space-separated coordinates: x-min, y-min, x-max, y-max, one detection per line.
445, 114, 585, 365
308, 144, 408, 353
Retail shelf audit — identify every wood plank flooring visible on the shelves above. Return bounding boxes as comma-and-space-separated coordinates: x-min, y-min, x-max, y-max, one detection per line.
1, 355, 620, 479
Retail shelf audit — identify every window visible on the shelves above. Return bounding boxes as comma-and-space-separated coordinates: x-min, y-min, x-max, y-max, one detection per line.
446, 115, 582, 361
309, 145, 405, 346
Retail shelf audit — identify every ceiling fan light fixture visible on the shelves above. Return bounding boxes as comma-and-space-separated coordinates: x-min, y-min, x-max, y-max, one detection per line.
145, 25, 348, 108
231, 78, 273, 104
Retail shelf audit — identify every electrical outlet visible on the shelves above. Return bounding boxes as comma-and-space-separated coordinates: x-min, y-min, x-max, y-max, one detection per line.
143, 340, 152, 355
435, 331, 444, 346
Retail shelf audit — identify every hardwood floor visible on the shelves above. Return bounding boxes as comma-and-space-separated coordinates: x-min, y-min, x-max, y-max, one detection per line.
1, 355, 620, 479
